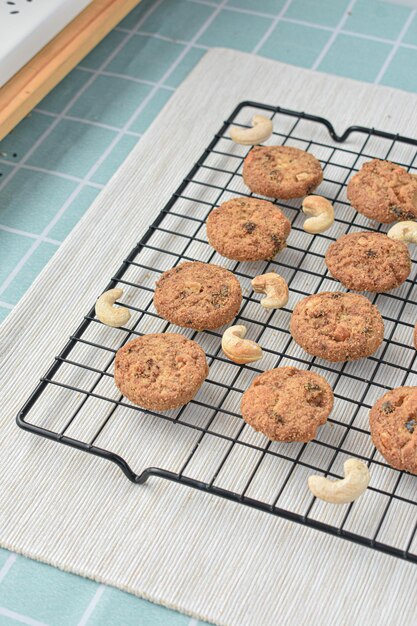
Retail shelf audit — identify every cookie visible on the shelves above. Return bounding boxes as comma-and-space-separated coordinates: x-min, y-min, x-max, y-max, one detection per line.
242, 145, 323, 199
325, 231, 411, 292
347, 159, 417, 223
290, 291, 384, 362
241, 367, 333, 442
154, 261, 242, 330
114, 333, 208, 411
370, 386, 417, 475
206, 197, 291, 261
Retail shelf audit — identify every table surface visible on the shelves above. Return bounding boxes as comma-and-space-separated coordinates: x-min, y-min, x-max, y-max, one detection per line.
1, 0, 417, 624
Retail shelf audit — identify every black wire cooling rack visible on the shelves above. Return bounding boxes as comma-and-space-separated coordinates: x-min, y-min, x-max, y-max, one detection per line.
17, 101, 417, 564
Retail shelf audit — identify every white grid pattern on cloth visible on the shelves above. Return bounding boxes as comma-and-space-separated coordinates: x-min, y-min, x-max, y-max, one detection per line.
1, 1, 417, 625
0, 223, 61, 245
33, 107, 145, 135
0, 554, 17, 584
310, 0, 359, 70
77, 586, 106, 626
0, 607, 47, 626
0, 159, 106, 187
251, 0, 296, 53
374, 7, 417, 82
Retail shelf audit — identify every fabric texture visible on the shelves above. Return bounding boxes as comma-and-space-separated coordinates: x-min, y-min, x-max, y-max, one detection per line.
1, 49, 417, 625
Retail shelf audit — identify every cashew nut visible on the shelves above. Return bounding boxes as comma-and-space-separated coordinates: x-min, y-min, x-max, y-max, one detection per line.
95, 288, 131, 327
308, 458, 370, 504
221, 325, 263, 364
387, 221, 417, 244
302, 195, 334, 234
251, 272, 289, 309
230, 114, 273, 145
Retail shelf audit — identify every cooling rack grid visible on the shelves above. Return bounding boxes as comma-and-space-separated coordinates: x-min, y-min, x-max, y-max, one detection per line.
17, 101, 417, 564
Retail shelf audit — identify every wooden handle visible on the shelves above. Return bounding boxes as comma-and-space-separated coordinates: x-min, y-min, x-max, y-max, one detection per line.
0, 0, 142, 140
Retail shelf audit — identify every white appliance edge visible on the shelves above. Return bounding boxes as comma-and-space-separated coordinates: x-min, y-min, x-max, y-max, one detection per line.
0, 0, 92, 87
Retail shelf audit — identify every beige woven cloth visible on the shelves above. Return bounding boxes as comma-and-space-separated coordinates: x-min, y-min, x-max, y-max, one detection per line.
1, 50, 417, 626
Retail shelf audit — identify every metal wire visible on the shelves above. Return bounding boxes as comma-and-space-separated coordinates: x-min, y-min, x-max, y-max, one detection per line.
17, 101, 417, 564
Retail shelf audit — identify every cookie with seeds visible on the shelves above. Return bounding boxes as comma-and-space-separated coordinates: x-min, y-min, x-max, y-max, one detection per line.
325, 231, 411, 292
241, 367, 333, 442
290, 291, 384, 362
242, 145, 323, 199
114, 333, 208, 411
370, 386, 417, 475
206, 196, 291, 261
154, 261, 242, 330
347, 159, 417, 223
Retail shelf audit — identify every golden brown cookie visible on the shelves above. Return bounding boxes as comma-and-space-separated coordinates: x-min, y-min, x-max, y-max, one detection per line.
114, 333, 208, 411
242, 145, 323, 199
290, 292, 384, 362
370, 386, 417, 475
241, 367, 333, 442
325, 231, 411, 292
154, 261, 242, 330
206, 197, 291, 261
347, 159, 417, 223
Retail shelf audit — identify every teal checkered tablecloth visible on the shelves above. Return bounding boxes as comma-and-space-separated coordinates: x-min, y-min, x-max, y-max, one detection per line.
1, 0, 417, 624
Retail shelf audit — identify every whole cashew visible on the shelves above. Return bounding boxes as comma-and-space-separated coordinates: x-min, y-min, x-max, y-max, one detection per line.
302, 195, 334, 234
221, 325, 263, 364
387, 221, 417, 244
95, 288, 131, 327
251, 272, 289, 309
230, 115, 273, 146
308, 458, 370, 504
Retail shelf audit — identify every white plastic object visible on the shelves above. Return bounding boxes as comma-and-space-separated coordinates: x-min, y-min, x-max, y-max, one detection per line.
0, 0, 92, 87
